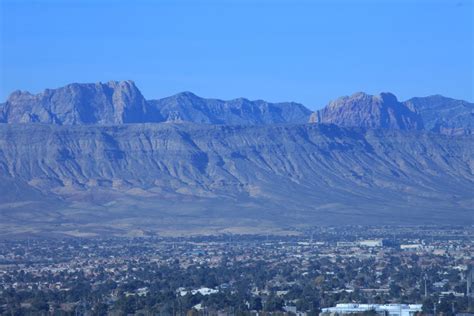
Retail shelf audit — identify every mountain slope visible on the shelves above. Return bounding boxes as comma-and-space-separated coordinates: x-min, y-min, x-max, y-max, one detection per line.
404, 95, 473, 135
149, 91, 312, 125
309, 92, 424, 130
0, 123, 472, 236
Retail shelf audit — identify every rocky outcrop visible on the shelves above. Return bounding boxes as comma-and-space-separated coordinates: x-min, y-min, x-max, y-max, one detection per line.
2, 80, 161, 125
309, 92, 424, 130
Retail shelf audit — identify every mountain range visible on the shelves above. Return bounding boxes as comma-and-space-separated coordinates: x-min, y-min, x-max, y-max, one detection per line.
0, 81, 472, 237
0, 81, 311, 126
2, 80, 472, 135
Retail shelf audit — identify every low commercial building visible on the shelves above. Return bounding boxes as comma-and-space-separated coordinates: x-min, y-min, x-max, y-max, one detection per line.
320, 304, 422, 316
358, 240, 384, 247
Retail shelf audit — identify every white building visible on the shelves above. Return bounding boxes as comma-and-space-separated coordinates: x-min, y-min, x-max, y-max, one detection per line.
321, 304, 422, 316
358, 240, 383, 247
400, 244, 423, 250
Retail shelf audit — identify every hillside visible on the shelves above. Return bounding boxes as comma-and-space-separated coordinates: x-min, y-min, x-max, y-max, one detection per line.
0, 123, 472, 236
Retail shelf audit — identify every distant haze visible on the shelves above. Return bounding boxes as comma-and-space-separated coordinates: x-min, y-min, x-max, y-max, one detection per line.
1, 0, 473, 108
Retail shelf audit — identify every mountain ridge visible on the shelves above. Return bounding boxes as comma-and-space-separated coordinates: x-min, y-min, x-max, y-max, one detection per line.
2, 80, 472, 133
404, 95, 473, 135
1, 81, 313, 126
148, 91, 312, 125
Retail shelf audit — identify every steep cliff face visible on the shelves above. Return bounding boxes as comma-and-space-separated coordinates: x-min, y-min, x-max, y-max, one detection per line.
309, 92, 424, 130
2, 80, 160, 125
149, 92, 312, 125
404, 95, 473, 135
0, 123, 472, 235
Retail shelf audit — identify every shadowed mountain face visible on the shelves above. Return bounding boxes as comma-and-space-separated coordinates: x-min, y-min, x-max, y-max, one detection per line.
149, 92, 312, 125
404, 95, 473, 135
309, 92, 424, 130
0, 81, 473, 237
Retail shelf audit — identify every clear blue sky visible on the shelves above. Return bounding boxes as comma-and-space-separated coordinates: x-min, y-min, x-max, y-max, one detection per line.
1, 0, 472, 109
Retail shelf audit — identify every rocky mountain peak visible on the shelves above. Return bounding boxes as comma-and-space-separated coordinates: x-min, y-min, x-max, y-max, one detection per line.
310, 91, 424, 130
2, 80, 160, 125
7, 90, 33, 101
378, 92, 398, 104
174, 91, 199, 98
